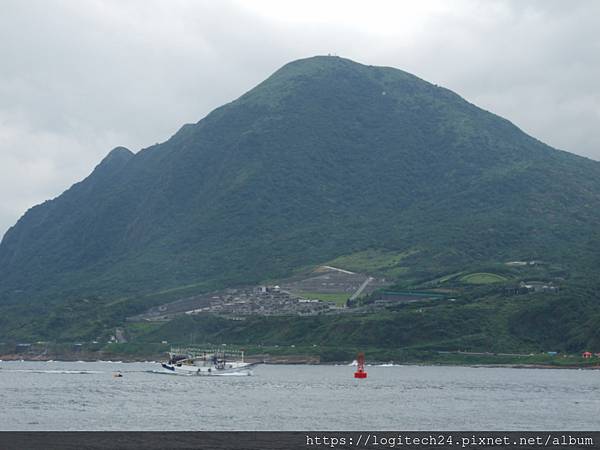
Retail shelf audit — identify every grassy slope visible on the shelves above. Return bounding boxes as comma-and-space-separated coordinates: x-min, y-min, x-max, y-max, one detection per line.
295, 292, 350, 306
460, 273, 508, 284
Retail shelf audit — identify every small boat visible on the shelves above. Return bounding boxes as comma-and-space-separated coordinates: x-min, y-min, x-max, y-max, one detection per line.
112, 372, 123, 378
160, 347, 255, 376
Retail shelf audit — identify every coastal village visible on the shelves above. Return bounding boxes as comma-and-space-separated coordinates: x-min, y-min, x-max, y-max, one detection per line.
129, 266, 390, 321
3, 261, 592, 363
128, 261, 563, 323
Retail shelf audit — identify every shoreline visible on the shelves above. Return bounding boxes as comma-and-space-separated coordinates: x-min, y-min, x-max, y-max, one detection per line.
2, 354, 599, 370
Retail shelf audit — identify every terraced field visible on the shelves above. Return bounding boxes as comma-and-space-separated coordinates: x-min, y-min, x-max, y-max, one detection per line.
294, 292, 350, 306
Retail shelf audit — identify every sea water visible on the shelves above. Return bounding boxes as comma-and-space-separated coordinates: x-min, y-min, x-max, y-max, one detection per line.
0, 361, 597, 430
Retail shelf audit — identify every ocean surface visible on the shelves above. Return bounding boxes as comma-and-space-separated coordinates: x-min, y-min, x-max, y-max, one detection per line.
0, 361, 598, 430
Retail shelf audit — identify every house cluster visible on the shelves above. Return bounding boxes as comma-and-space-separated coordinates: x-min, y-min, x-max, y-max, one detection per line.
254, 285, 281, 294
505, 281, 559, 295
505, 260, 542, 267
183, 285, 337, 317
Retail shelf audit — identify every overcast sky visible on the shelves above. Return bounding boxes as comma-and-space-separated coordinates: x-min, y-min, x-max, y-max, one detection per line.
1, 0, 599, 238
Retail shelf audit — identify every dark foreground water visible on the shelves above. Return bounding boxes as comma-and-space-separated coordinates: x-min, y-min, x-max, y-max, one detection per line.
0, 361, 597, 430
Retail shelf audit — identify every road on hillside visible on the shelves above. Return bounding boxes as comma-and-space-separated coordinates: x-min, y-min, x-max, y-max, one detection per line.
350, 276, 374, 301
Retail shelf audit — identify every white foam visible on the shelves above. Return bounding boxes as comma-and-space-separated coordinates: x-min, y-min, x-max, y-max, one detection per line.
215, 371, 253, 376
4, 369, 103, 374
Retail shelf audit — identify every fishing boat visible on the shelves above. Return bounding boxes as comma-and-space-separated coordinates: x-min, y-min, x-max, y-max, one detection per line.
160, 347, 255, 376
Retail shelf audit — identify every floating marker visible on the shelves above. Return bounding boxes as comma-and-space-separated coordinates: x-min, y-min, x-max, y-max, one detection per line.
354, 352, 367, 379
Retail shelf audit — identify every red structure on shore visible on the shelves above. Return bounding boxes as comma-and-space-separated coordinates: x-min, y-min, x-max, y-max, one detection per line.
354, 352, 367, 378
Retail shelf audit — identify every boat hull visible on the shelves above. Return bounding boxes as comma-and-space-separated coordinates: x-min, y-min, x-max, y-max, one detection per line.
161, 362, 254, 376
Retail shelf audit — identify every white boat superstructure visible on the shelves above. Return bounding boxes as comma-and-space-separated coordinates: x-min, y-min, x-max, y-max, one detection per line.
161, 347, 255, 376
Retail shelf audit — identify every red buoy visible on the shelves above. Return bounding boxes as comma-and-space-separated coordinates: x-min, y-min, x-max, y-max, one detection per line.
354, 352, 367, 378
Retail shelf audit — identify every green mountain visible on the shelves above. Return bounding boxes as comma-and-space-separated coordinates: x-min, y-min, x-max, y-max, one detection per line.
1, 56, 600, 349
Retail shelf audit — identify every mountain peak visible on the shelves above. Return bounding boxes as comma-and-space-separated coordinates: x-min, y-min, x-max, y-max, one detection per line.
284, 54, 359, 68
95, 146, 133, 172
102, 146, 134, 163
268, 55, 370, 81
272, 55, 416, 81
233, 55, 431, 112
